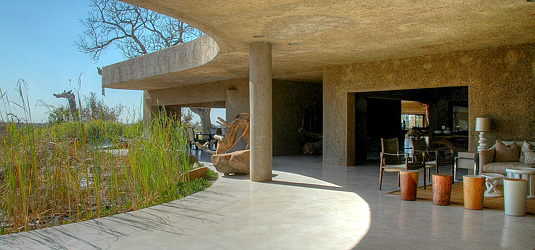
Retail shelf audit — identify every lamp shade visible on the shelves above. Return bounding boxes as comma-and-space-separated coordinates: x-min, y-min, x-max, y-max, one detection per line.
475, 117, 491, 132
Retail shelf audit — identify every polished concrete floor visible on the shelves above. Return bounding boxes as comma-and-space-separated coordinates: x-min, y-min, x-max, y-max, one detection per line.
1, 152, 534, 250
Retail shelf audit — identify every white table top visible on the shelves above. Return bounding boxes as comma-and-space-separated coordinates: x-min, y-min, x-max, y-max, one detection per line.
506, 167, 535, 174
481, 173, 505, 179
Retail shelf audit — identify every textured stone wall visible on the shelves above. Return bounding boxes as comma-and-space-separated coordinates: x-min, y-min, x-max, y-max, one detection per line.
324, 43, 535, 166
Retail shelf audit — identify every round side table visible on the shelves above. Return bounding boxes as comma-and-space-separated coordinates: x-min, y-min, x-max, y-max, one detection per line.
481, 173, 504, 197
506, 167, 535, 199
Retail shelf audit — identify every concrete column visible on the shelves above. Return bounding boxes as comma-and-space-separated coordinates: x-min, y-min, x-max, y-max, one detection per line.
249, 42, 272, 182
143, 90, 158, 126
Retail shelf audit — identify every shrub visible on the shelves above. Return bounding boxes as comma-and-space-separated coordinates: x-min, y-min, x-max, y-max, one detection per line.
48, 92, 125, 124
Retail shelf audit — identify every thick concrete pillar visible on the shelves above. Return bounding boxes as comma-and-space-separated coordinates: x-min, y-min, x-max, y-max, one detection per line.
249, 42, 272, 182
143, 90, 158, 126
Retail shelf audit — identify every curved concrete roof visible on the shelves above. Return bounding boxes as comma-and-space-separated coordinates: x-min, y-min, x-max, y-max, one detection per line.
103, 0, 535, 90
103, 35, 222, 90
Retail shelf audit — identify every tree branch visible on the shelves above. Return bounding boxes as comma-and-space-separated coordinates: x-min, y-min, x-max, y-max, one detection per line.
77, 0, 202, 61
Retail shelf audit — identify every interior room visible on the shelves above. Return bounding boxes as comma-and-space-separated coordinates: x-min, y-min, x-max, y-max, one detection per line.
353, 86, 468, 164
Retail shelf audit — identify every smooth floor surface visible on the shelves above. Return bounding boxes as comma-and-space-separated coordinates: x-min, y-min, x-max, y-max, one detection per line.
1, 154, 534, 250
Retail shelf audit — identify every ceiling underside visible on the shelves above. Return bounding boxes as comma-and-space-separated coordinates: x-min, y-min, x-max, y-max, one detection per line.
108, 0, 535, 90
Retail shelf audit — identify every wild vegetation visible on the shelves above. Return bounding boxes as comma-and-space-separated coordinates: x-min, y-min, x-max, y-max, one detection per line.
0, 82, 216, 234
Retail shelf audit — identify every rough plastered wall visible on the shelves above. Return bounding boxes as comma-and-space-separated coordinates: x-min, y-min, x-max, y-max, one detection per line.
324, 43, 535, 166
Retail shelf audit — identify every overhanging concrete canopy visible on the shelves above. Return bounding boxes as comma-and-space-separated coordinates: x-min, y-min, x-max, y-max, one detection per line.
102, 35, 223, 90
103, 0, 535, 90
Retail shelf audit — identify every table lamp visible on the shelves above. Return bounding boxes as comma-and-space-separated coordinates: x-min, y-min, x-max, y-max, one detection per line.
475, 117, 491, 151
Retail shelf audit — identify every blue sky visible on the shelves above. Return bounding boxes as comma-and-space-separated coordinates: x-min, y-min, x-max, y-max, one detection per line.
0, 1, 224, 124
0, 1, 142, 123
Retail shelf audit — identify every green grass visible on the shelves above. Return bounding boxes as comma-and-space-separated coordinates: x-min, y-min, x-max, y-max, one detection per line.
0, 86, 216, 234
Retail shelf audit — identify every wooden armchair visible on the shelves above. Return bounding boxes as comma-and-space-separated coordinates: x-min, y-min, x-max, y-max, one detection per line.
380, 138, 427, 190
411, 137, 438, 186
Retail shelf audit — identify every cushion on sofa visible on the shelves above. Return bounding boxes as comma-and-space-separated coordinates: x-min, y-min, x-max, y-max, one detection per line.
525, 149, 535, 164
494, 140, 519, 162
520, 141, 535, 162
479, 147, 495, 167
482, 162, 529, 175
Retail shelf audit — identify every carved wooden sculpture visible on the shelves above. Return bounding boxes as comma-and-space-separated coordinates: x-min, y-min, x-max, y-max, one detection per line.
196, 113, 250, 175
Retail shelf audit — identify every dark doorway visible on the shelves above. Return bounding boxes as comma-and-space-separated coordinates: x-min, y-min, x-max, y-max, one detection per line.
353, 86, 468, 164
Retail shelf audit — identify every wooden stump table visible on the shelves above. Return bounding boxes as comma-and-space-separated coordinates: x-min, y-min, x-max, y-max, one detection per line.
400, 170, 419, 201
432, 173, 453, 206
463, 175, 486, 210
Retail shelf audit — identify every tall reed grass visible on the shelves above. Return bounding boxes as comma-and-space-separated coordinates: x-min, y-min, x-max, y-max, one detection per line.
0, 83, 209, 234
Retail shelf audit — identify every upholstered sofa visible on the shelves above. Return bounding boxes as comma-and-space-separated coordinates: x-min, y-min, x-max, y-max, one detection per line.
480, 140, 535, 175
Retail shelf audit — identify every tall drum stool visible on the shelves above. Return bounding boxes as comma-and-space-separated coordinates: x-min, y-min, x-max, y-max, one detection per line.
400, 170, 419, 201
463, 175, 486, 210
503, 178, 528, 216
506, 167, 535, 198
481, 173, 504, 197
432, 174, 453, 206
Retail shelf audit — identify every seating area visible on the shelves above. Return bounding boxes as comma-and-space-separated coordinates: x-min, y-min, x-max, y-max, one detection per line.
381, 136, 535, 218
187, 127, 226, 151
480, 140, 535, 175
379, 137, 439, 190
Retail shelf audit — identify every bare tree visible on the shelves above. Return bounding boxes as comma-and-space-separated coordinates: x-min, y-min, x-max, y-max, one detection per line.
76, 0, 203, 61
